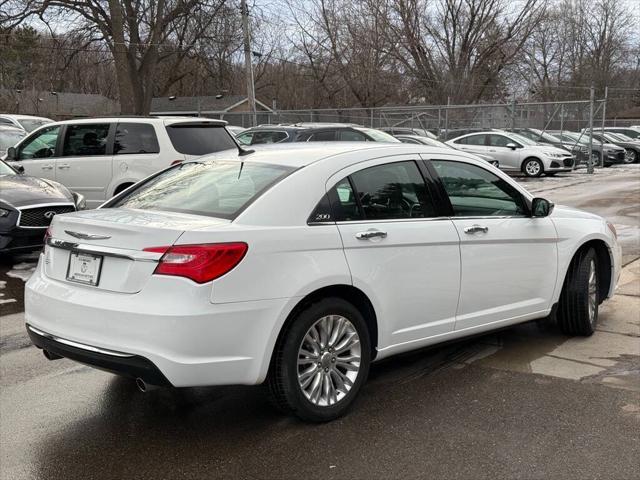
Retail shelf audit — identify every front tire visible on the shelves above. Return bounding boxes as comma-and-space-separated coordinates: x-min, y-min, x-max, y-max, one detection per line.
267, 297, 371, 422
557, 248, 599, 336
523, 158, 543, 177
624, 149, 638, 164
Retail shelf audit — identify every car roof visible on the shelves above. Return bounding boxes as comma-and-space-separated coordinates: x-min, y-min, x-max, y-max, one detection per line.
199, 142, 478, 168
0, 114, 52, 121
29, 116, 227, 126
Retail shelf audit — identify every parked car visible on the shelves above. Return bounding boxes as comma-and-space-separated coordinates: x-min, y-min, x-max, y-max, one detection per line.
0, 114, 54, 133
446, 131, 574, 177
549, 131, 625, 167
5, 117, 237, 208
0, 159, 84, 253
440, 128, 488, 141
226, 125, 246, 136
236, 124, 400, 145
394, 134, 499, 166
380, 127, 438, 139
25, 143, 620, 421
585, 126, 640, 141
0, 125, 26, 157
510, 128, 588, 163
585, 131, 640, 164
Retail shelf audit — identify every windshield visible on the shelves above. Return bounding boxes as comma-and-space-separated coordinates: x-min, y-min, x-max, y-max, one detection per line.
359, 128, 400, 143
529, 129, 562, 143
19, 118, 53, 132
606, 132, 632, 142
113, 160, 295, 219
0, 160, 16, 175
563, 132, 602, 146
508, 132, 538, 146
0, 130, 25, 151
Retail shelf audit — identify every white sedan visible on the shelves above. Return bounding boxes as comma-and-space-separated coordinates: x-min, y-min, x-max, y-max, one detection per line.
25, 143, 621, 421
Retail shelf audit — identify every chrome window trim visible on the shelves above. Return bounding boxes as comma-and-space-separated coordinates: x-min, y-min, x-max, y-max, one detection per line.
27, 325, 134, 358
309, 215, 530, 226
46, 237, 162, 262
16, 202, 75, 229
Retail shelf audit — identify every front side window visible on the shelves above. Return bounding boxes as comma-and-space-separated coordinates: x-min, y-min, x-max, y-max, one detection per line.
488, 134, 514, 147
433, 160, 527, 217
114, 123, 159, 155
338, 130, 367, 141
250, 131, 288, 144
62, 124, 110, 157
112, 161, 294, 219
0, 130, 25, 152
349, 161, 436, 220
18, 125, 61, 159
236, 132, 253, 145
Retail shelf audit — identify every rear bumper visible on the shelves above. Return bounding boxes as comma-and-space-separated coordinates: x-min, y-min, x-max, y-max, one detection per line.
27, 324, 172, 386
25, 257, 292, 387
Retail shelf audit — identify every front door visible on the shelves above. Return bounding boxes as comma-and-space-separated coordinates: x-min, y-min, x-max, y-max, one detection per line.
329, 157, 461, 353
9, 125, 62, 181
56, 123, 113, 208
486, 134, 522, 171
431, 159, 558, 330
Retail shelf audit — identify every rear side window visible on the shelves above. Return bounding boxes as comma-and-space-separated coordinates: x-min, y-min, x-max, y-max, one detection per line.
250, 131, 288, 144
115, 123, 159, 154
338, 130, 367, 141
62, 124, 110, 156
113, 161, 294, 219
308, 131, 336, 141
166, 124, 237, 155
350, 161, 436, 220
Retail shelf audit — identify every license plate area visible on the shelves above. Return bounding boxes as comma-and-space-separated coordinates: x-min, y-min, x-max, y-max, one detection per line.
66, 252, 103, 286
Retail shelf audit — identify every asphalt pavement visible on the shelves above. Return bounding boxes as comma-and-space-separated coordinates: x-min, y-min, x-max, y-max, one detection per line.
1, 165, 639, 480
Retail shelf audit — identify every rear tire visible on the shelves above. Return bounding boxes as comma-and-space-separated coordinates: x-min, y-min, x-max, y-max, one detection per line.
522, 158, 543, 177
267, 297, 371, 422
624, 149, 638, 164
557, 248, 599, 336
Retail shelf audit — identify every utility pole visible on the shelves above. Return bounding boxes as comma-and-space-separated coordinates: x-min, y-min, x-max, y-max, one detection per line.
241, 0, 257, 127
587, 85, 594, 174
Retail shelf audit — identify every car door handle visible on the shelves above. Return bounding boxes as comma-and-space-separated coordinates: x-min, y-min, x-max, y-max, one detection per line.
356, 230, 387, 240
58, 164, 70, 169
464, 225, 489, 234
41, 165, 53, 170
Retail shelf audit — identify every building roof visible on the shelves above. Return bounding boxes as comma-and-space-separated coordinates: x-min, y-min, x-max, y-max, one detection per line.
151, 95, 273, 115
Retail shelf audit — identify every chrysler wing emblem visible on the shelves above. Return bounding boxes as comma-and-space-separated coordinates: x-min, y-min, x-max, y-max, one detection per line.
64, 230, 111, 240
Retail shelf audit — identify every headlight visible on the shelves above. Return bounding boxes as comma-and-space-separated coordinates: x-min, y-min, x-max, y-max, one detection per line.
0, 208, 11, 218
545, 153, 564, 158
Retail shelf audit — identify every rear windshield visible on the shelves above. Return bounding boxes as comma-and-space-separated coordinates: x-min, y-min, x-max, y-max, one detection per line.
20, 119, 53, 132
166, 124, 238, 155
112, 161, 295, 219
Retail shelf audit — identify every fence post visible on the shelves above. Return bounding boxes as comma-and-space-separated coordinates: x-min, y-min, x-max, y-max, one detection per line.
588, 85, 594, 174
600, 86, 608, 167
443, 96, 450, 140
511, 98, 516, 130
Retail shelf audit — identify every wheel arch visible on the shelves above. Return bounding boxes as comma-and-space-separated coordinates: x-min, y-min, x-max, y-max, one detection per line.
558, 238, 613, 304
267, 285, 379, 377
113, 182, 135, 195
520, 156, 543, 173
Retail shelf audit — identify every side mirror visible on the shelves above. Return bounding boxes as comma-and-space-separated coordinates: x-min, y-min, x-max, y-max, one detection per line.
506, 143, 518, 150
532, 197, 554, 217
15, 164, 25, 174
6, 147, 16, 160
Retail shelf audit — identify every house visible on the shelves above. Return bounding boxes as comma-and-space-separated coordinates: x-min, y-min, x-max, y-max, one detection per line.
0, 89, 119, 119
150, 95, 274, 126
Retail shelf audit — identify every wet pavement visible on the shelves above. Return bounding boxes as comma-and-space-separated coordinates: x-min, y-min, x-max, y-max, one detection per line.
1, 165, 639, 479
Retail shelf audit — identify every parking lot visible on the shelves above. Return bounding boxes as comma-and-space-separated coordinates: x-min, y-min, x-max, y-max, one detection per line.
1, 165, 638, 480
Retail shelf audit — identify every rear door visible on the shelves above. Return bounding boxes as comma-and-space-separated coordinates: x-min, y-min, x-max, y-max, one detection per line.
330, 156, 461, 352
55, 123, 114, 208
9, 124, 62, 180
451, 134, 488, 156
111, 122, 162, 196
430, 159, 557, 330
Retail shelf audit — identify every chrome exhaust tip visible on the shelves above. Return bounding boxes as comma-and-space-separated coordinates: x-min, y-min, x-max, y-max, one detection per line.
135, 377, 159, 393
43, 350, 62, 361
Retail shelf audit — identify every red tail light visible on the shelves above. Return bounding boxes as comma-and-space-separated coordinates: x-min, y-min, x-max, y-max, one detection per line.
171, 160, 183, 166
144, 243, 248, 284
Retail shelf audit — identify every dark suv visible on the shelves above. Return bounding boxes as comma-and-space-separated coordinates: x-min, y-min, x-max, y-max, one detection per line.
235, 124, 399, 145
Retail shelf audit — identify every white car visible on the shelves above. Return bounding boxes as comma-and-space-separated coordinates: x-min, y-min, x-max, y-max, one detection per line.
5, 117, 237, 208
0, 114, 54, 133
25, 143, 621, 422
447, 131, 575, 177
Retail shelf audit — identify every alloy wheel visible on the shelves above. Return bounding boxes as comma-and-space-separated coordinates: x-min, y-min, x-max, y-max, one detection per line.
525, 160, 541, 176
624, 149, 636, 164
588, 259, 597, 324
297, 315, 361, 407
